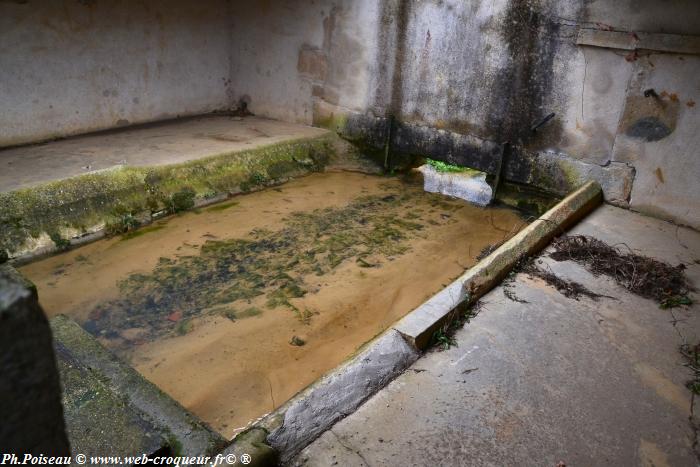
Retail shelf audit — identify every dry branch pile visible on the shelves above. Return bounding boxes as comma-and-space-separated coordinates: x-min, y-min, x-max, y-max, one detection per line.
550, 235, 692, 308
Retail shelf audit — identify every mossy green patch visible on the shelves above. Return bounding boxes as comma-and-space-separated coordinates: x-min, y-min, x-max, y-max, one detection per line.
494, 181, 560, 218
166, 188, 196, 214
659, 295, 693, 309
175, 319, 194, 336
0, 135, 335, 256
105, 213, 140, 236
120, 224, 167, 241
214, 305, 263, 321
557, 159, 583, 191
295, 308, 315, 325
220, 308, 237, 321
205, 201, 239, 213
238, 307, 263, 319
314, 112, 349, 134
49, 232, 71, 251
426, 158, 481, 175
165, 434, 184, 457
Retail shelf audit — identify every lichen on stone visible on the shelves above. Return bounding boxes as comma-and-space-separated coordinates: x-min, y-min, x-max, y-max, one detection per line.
0, 135, 335, 258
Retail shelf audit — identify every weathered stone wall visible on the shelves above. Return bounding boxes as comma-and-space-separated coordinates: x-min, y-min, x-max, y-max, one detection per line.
1, 0, 697, 227
0, 0, 231, 147
261, 0, 698, 228
228, 0, 380, 125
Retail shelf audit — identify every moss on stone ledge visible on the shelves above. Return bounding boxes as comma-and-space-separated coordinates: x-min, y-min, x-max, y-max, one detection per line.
0, 135, 334, 258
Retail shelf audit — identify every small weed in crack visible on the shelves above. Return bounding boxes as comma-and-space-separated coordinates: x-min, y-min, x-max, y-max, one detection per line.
432, 329, 457, 351
430, 301, 482, 351
681, 342, 700, 395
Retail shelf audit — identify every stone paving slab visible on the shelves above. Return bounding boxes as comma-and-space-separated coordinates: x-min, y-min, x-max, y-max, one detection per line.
0, 115, 327, 192
51, 316, 227, 458
293, 205, 700, 466
55, 341, 168, 463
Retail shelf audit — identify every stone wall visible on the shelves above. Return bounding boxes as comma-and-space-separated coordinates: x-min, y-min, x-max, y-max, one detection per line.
0, 0, 231, 147
1, 0, 698, 228
278, 0, 699, 228
228, 0, 380, 125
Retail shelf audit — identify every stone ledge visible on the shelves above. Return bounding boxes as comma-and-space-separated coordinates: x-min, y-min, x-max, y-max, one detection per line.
577, 29, 700, 55
50, 315, 227, 457
314, 101, 632, 206
258, 330, 420, 464
393, 181, 603, 349
2, 134, 336, 262
504, 150, 634, 207
55, 341, 169, 460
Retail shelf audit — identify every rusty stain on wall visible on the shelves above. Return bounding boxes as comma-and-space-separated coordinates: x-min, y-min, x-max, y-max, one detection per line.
297, 45, 328, 82
654, 167, 664, 184
619, 93, 679, 142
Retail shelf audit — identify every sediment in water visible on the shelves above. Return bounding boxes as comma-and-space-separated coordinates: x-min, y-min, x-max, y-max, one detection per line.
21, 172, 528, 437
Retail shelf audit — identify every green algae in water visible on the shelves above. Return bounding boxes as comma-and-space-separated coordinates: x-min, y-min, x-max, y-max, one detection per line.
175, 319, 194, 336
205, 201, 239, 213
120, 224, 166, 241
215, 306, 262, 321
49, 232, 71, 251
83, 188, 455, 348
238, 307, 263, 319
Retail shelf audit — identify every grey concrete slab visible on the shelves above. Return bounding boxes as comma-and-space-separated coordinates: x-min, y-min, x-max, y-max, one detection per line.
263, 330, 420, 464
55, 342, 168, 463
0, 115, 327, 193
51, 316, 227, 457
293, 205, 700, 467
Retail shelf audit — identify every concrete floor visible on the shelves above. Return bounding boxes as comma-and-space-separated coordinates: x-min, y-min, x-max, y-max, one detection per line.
0, 115, 327, 192
293, 205, 700, 466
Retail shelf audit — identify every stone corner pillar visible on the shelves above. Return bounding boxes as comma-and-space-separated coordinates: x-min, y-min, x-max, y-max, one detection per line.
0, 264, 70, 455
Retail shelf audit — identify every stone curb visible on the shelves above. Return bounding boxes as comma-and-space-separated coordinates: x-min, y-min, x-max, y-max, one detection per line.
393, 180, 603, 349
243, 330, 420, 464
219, 428, 278, 467
3, 134, 336, 264
0, 265, 70, 455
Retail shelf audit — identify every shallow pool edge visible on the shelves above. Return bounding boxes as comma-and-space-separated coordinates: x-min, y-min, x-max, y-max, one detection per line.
232, 180, 603, 464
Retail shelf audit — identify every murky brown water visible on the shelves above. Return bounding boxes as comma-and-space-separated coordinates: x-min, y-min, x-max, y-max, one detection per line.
21, 172, 526, 438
